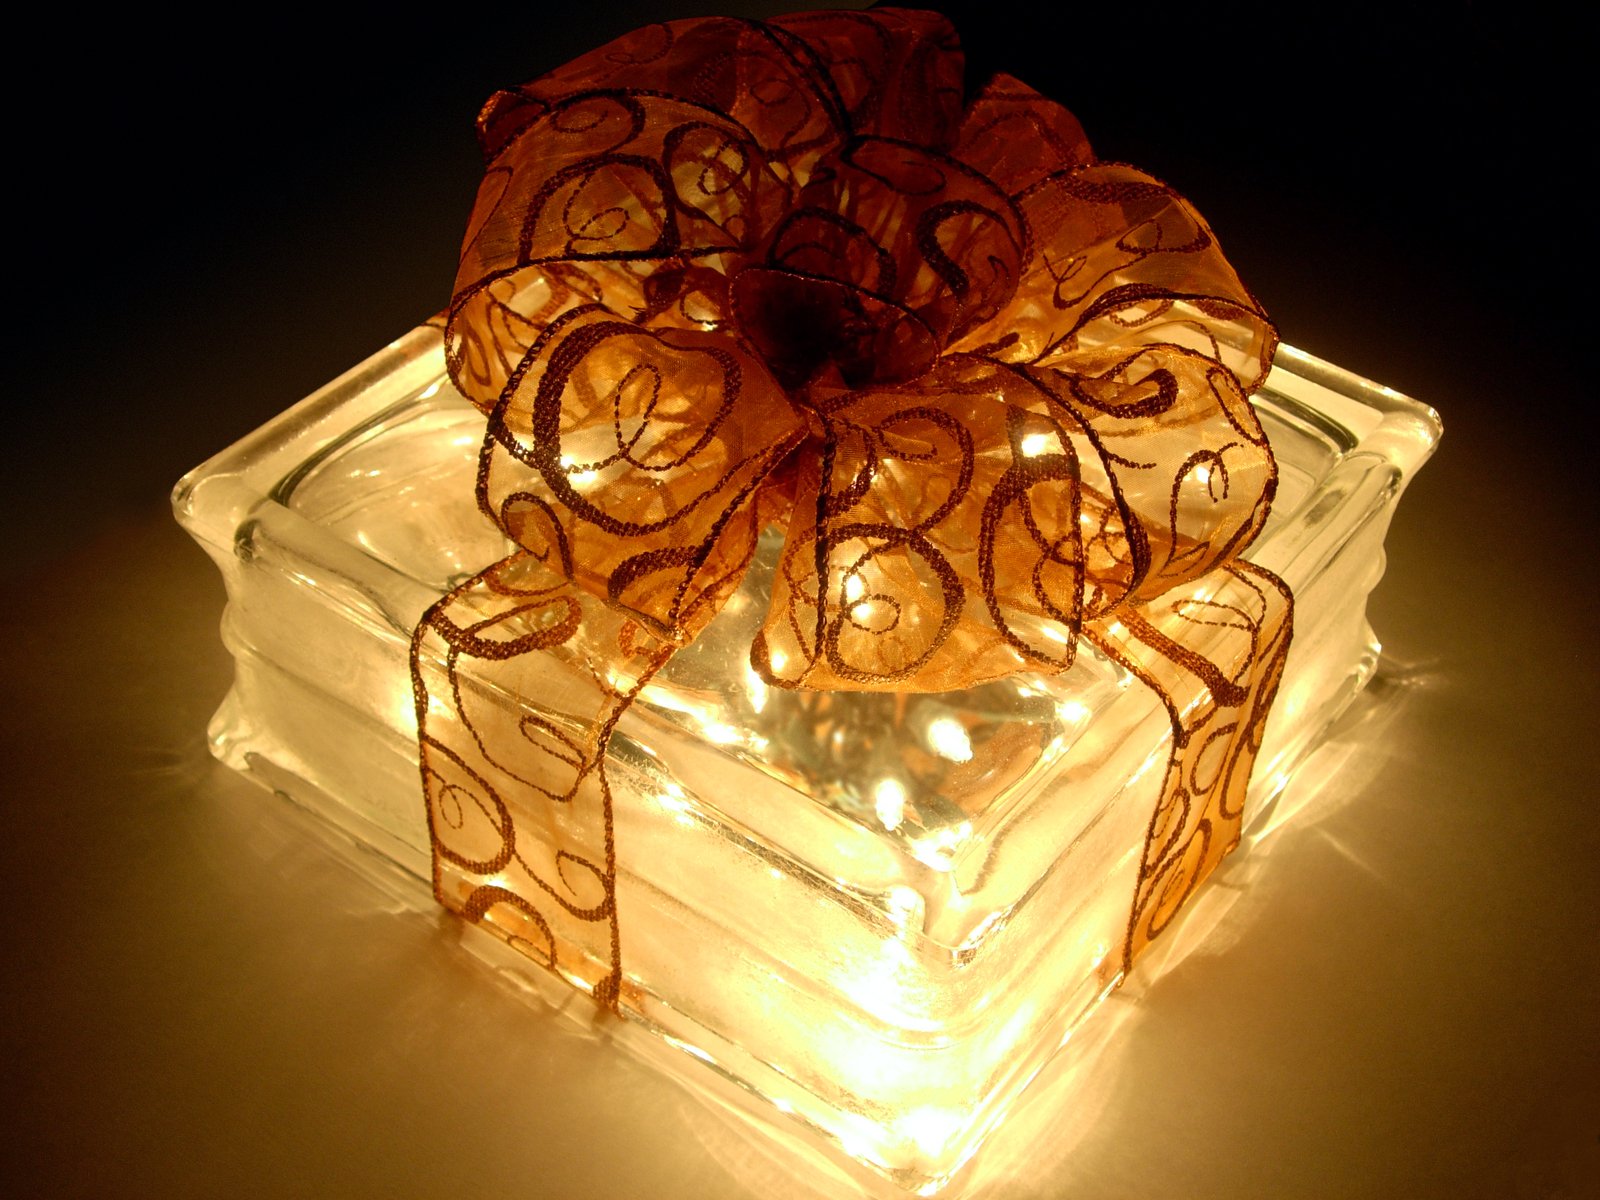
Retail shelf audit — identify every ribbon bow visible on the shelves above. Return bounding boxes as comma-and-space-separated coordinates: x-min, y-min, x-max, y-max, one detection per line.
411, 7, 1293, 1010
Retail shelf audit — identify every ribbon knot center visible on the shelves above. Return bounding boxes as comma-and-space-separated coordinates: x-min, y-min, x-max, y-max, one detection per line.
729, 265, 940, 391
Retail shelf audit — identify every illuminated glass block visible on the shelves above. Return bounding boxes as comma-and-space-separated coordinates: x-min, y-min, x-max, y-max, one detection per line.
173, 324, 1438, 1192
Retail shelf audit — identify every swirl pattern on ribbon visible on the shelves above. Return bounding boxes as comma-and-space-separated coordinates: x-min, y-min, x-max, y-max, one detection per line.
411, 7, 1292, 1008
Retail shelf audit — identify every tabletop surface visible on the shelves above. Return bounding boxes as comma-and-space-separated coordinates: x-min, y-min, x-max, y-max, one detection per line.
5, 6, 1595, 1198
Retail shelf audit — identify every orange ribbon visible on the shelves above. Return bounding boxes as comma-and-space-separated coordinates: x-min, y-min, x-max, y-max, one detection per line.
411, 7, 1293, 1010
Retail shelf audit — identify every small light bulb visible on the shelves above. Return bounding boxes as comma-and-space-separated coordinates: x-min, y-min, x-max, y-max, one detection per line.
874, 778, 907, 830
927, 716, 973, 763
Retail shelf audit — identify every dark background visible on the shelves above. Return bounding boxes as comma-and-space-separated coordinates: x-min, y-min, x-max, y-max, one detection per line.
7, 1, 1585, 578
5, 6, 1595, 1199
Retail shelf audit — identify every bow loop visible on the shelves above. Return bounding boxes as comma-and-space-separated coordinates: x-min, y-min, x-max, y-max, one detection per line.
956, 160, 1276, 389
478, 304, 805, 641
753, 356, 1088, 690
732, 135, 1027, 389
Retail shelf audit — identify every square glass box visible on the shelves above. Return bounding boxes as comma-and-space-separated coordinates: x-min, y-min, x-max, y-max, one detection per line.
173, 323, 1439, 1193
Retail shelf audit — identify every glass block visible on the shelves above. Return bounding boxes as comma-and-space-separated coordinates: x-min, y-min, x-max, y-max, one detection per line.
173, 323, 1440, 1193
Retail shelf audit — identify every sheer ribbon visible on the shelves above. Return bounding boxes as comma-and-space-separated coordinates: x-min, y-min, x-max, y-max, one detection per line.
410, 7, 1292, 1011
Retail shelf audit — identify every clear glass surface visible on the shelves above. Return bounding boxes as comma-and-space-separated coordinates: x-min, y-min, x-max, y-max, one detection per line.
173, 325, 1440, 1193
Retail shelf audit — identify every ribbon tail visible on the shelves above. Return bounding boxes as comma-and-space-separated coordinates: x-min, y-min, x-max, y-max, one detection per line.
1086, 560, 1294, 975
410, 551, 674, 1014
